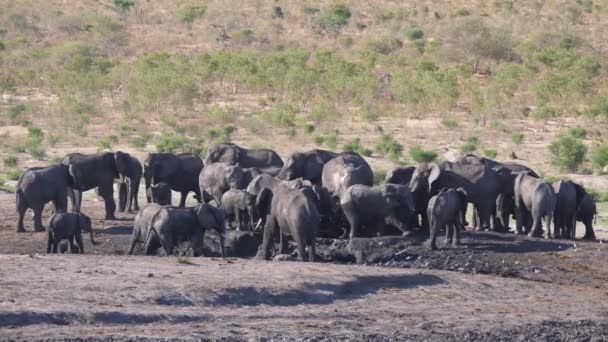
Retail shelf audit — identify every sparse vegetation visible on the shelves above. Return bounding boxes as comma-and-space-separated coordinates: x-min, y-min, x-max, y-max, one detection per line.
177, 4, 206, 28
441, 118, 459, 129
5, 168, 22, 181
483, 149, 498, 159
97, 135, 118, 152
343, 138, 372, 157
373, 169, 387, 185
3, 155, 18, 167
568, 127, 587, 139
460, 135, 479, 153
591, 144, 608, 170
375, 134, 403, 162
548, 135, 587, 173
512, 132, 525, 144
410, 146, 437, 163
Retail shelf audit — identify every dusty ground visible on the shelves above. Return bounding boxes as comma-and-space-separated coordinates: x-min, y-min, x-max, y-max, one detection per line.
1, 191, 608, 340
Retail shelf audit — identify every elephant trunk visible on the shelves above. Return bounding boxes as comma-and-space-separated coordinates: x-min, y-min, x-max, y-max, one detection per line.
144, 170, 152, 203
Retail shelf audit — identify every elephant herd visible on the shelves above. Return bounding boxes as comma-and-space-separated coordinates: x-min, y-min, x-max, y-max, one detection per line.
14, 143, 598, 261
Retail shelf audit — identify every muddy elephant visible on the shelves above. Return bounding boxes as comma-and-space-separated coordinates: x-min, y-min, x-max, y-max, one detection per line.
277, 149, 340, 185
16, 164, 70, 232
62, 152, 120, 219
552, 180, 586, 239
409, 161, 513, 232
199, 163, 252, 205
221, 189, 257, 231
385, 166, 427, 229
514, 173, 556, 238
577, 193, 597, 240
127, 203, 162, 255
255, 184, 320, 261
146, 182, 171, 206
340, 184, 415, 239
427, 188, 468, 249
143, 153, 203, 208
144, 204, 226, 257
115, 151, 142, 214
47, 212, 93, 254
205, 143, 283, 174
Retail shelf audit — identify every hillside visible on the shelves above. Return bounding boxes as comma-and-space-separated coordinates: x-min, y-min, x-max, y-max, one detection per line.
1, 0, 608, 185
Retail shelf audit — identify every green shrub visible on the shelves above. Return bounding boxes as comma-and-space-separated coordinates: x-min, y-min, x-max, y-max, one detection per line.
287, 127, 296, 137
548, 135, 587, 172
412, 39, 426, 54
7, 104, 26, 123
483, 148, 498, 159
441, 118, 459, 129
587, 93, 608, 119
576, 0, 594, 13
317, 4, 351, 33
204, 105, 234, 125
47, 133, 60, 147
314, 135, 325, 146
206, 126, 235, 144
325, 131, 339, 149
373, 169, 387, 185
177, 5, 206, 28
375, 134, 403, 161
156, 133, 189, 153
97, 135, 118, 151
591, 144, 608, 170
456, 8, 471, 16
233, 28, 255, 45
532, 105, 557, 121
3, 155, 18, 167
568, 126, 587, 139
460, 135, 479, 153
264, 103, 297, 127
586, 188, 608, 202
130, 134, 151, 149
13, 145, 26, 153
343, 138, 372, 156
5, 168, 22, 181
368, 37, 403, 55
304, 124, 315, 134
410, 146, 437, 163
114, 0, 134, 14
272, 6, 284, 19
406, 27, 424, 41
26, 127, 45, 160
512, 132, 525, 144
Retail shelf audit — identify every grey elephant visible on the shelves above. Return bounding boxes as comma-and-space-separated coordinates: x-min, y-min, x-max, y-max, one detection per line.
199, 163, 257, 205
255, 184, 320, 261
143, 153, 203, 208
115, 151, 142, 213
47, 212, 93, 254
459, 154, 539, 176
409, 161, 513, 232
221, 189, 257, 231
146, 182, 171, 206
322, 152, 374, 199
144, 204, 226, 257
62, 152, 121, 219
127, 203, 162, 255
576, 193, 597, 240
16, 164, 70, 232
340, 184, 416, 239
514, 172, 556, 238
277, 149, 340, 184
553, 180, 586, 239
58, 239, 80, 254
385, 166, 426, 229
427, 188, 468, 249
205, 143, 283, 173
246, 174, 314, 196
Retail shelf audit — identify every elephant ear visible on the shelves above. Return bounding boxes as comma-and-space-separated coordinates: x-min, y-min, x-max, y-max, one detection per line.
573, 183, 586, 209
428, 163, 441, 190
382, 185, 400, 207
456, 188, 468, 204
68, 164, 83, 190
114, 151, 129, 180
256, 187, 274, 219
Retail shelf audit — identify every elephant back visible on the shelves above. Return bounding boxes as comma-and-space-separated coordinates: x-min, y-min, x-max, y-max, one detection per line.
322, 153, 373, 198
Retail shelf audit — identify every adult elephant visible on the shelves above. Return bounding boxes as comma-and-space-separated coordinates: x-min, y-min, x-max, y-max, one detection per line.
115, 151, 142, 213
246, 174, 314, 197
62, 152, 120, 219
340, 184, 416, 239
385, 166, 426, 229
552, 180, 585, 239
514, 173, 556, 238
16, 164, 71, 232
459, 154, 539, 176
205, 143, 283, 172
127, 203, 162, 255
577, 193, 597, 240
255, 184, 320, 262
199, 163, 251, 205
277, 149, 340, 185
409, 161, 513, 231
143, 153, 203, 208
322, 152, 374, 199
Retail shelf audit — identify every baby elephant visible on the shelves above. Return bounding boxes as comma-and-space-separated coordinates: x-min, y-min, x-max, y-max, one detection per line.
147, 182, 171, 206
47, 212, 93, 254
427, 188, 468, 250
221, 189, 257, 231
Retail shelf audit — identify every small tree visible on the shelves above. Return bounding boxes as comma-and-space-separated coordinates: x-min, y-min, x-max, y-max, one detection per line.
317, 4, 351, 34
410, 146, 437, 163
177, 5, 206, 29
591, 144, 608, 171
114, 0, 135, 17
548, 135, 587, 172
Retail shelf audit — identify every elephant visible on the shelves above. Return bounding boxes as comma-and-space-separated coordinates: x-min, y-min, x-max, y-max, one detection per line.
62, 152, 120, 219
459, 154, 539, 176
255, 184, 320, 261
143, 153, 203, 208
340, 184, 416, 239
385, 166, 426, 229
576, 193, 597, 240
385, 166, 416, 185
552, 180, 586, 239
427, 188, 468, 249
277, 149, 339, 185
221, 189, 257, 231
199, 163, 252, 205
58, 239, 80, 254
47, 212, 93, 254
409, 161, 513, 232
127, 203, 162, 255
514, 172, 556, 238
16, 164, 70, 232
246, 174, 314, 196
205, 143, 283, 173
115, 151, 142, 214
146, 182, 172, 206
144, 204, 226, 257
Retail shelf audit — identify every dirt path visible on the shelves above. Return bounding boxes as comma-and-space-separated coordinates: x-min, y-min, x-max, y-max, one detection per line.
0, 255, 607, 340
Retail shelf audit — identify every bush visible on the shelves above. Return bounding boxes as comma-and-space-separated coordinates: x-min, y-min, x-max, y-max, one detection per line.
343, 138, 372, 156
114, 0, 134, 14
5, 168, 22, 181
586, 188, 608, 202
460, 135, 479, 153
368, 37, 403, 55
304, 124, 315, 134
591, 144, 608, 170
130, 134, 151, 149
548, 135, 587, 172
317, 4, 351, 33
7, 104, 26, 123
204, 105, 234, 125
3, 155, 18, 167
325, 131, 339, 150
587, 93, 608, 119
26, 127, 45, 160
314, 135, 325, 146
410, 146, 437, 163
483, 148, 498, 159
531, 104, 557, 120
375, 134, 403, 161
512, 132, 525, 144
441, 118, 459, 129
456, 8, 471, 16
206, 126, 235, 144
177, 5, 206, 28
406, 27, 424, 41
97, 135, 118, 151
272, 6, 284, 19
156, 133, 189, 153
263, 103, 297, 127
568, 127, 587, 139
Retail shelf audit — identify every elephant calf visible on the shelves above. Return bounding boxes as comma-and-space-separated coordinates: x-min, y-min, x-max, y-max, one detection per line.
128, 203, 162, 255
147, 182, 172, 206
577, 193, 597, 240
427, 188, 468, 250
221, 189, 257, 231
47, 212, 93, 254
514, 173, 556, 238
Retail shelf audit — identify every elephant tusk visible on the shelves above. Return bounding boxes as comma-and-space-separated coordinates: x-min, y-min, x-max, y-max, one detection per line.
254, 218, 263, 231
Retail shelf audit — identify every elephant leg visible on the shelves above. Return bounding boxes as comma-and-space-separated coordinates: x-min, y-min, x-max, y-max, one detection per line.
17, 201, 27, 233
583, 219, 596, 240
98, 184, 116, 220
179, 192, 188, 208
544, 215, 553, 239
127, 228, 140, 255
348, 215, 361, 240
453, 222, 461, 247
160, 235, 174, 256
292, 234, 307, 261
420, 210, 429, 232
235, 209, 242, 231
118, 182, 127, 213
529, 213, 542, 238
472, 207, 480, 231
257, 215, 276, 260
47, 231, 53, 253
279, 231, 288, 254
308, 238, 316, 262
428, 220, 438, 250
445, 222, 452, 245
52, 239, 59, 253
75, 233, 84, 254
67, 188, 77, 212
476, 202, 493, 231
33, 206, 45, 232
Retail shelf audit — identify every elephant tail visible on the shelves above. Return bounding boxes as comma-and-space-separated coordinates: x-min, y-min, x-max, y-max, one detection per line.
15, 189, 24, 212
